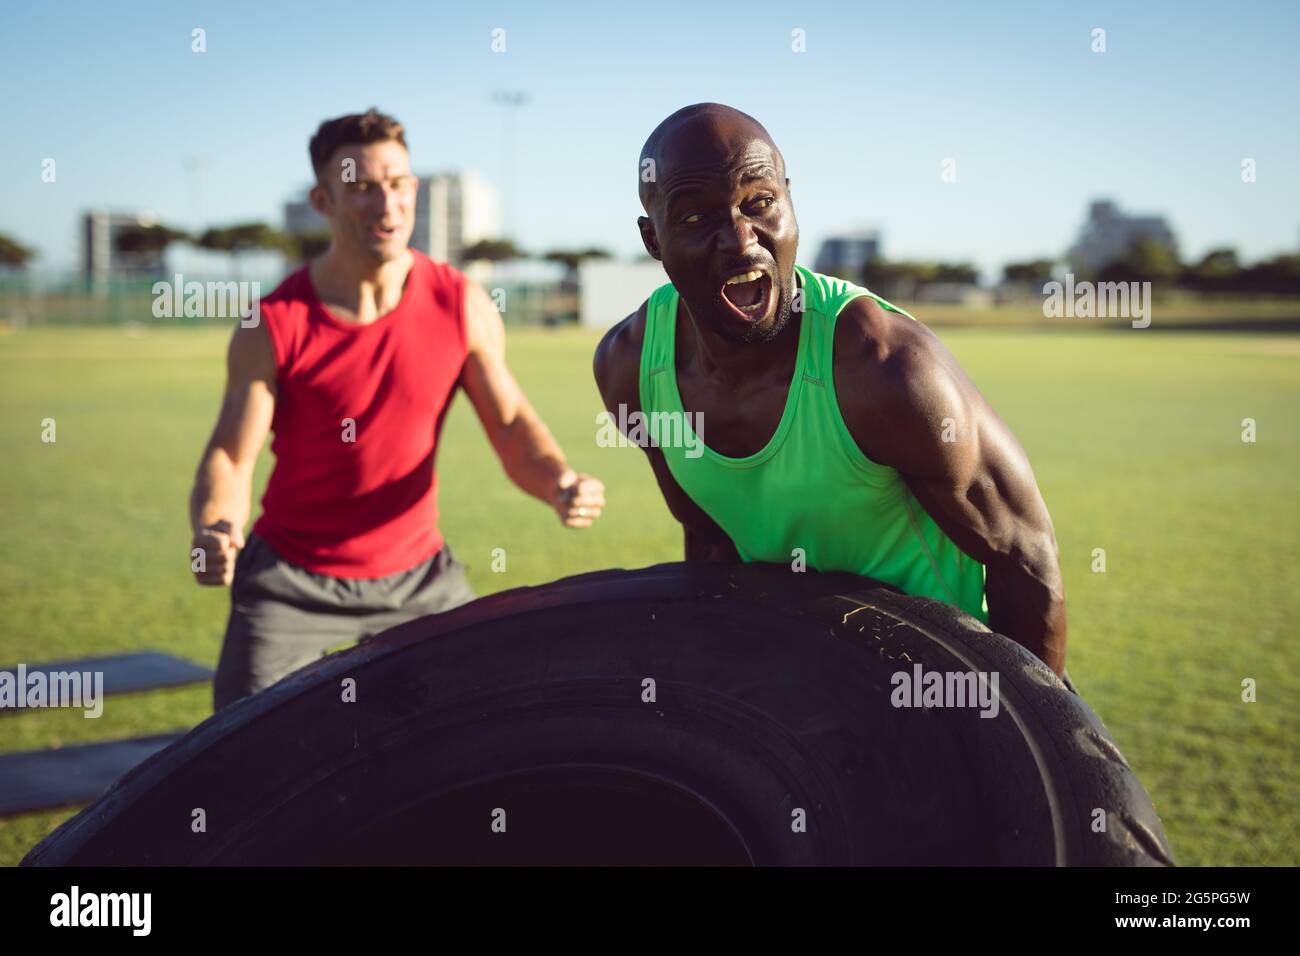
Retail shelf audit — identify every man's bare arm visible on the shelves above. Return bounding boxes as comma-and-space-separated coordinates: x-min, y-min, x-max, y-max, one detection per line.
837, 299, 1067, 674
593, 308, 739, 562
461, 279, 604, 527
649, 443, 741, 562
188, 321, 276, 585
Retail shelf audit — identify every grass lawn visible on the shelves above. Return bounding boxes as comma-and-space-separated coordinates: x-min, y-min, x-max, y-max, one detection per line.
0, 323, 1296, 866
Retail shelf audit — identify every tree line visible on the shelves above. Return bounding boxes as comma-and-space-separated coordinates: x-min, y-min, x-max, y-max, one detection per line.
843, 240, 1300, 299
3, 225, 1297, 296
0, 226, 613, 275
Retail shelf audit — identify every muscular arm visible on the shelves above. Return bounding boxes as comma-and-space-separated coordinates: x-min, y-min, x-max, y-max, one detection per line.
188, 321, 276, 583
593, 306, 740, 562
836, 299, 1067, 674
461, 279, 604, 527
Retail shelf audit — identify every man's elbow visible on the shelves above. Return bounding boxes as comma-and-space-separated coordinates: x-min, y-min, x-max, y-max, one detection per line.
989, 528, 1065, 602
198, 442, 255, 485
985, 529, 1068, 675
982, 528, 1066, 632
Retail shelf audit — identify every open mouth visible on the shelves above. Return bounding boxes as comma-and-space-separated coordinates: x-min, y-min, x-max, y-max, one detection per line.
369, 224, 398, 240
720, 269, 772, 320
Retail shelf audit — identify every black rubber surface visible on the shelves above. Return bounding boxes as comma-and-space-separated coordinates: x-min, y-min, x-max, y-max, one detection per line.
23, 562, 1174, 866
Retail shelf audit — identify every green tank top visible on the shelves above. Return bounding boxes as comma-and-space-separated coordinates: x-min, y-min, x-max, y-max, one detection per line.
639, 264, 989, 624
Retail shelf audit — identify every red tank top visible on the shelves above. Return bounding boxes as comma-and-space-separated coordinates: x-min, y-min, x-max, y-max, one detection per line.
252, 251, 467, 578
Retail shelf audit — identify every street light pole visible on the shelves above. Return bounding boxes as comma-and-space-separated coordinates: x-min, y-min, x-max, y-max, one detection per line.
492, 90, 527, 243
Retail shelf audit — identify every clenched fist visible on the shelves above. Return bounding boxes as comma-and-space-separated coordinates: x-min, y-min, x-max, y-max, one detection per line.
191, 520, 245, 587
554, 470, 606, 528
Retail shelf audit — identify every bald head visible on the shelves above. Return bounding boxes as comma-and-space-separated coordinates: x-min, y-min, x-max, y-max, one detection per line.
633, 103, 799, 346
638, 103, 785, 214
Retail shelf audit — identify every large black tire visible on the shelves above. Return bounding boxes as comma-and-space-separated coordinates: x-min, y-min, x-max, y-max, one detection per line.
24, 562, 1173, 866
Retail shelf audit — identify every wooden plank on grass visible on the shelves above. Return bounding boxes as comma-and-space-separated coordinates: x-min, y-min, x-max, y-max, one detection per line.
0, 733, 186, 816
0, 652, 212, 712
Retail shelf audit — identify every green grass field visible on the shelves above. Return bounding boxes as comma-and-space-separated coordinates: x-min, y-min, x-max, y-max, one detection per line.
1, 324, 1297, 866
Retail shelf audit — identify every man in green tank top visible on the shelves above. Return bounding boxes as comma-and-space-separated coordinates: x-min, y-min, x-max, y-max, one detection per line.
594, 103, 1067, 676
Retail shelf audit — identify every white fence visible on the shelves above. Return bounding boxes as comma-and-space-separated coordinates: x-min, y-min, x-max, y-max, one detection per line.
578, 260, 669, 330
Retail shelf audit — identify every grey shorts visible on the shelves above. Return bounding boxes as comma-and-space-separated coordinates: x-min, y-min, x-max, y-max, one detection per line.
213, 533, 476, 711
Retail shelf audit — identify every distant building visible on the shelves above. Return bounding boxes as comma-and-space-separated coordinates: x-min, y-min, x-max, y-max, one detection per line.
579, 259, 668, 330
82, 210, 165, 282
814, 231, 881, 278
416, 172, 499, 267
1069, 200, 1177, 274
282, 171, 499, 268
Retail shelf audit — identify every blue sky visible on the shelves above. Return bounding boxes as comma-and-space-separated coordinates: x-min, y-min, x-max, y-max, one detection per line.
2, 0, 1297, 280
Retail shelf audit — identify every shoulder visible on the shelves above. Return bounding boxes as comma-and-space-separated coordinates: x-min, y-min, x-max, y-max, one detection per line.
251, 266, 315, 370
410, 252, 482, 352
593, 300, 649, 411
409, 248, 451, 278
459, 275, 503, 358
833, 295, 977, 460
258, 265, 310, 312
408, 250, 474, 316
838, 295, 967, 396
411, 250, 470, 301
228, 315, 276, 384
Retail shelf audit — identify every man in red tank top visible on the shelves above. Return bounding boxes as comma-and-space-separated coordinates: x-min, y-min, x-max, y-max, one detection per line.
189, 109, 605, 711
